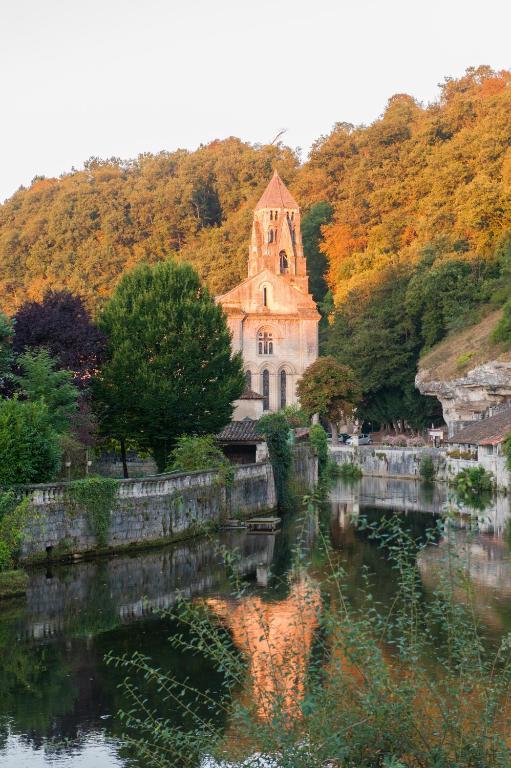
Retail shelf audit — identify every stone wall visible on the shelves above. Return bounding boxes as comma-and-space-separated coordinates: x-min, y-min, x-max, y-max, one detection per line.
329, 445, 510, 491
20, 462, 277, 562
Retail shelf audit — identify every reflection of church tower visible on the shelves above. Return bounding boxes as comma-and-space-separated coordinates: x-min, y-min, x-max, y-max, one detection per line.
217, 172, 320, 412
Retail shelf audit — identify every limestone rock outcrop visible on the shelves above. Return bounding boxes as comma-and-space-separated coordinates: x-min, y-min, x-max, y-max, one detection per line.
416, 360, 511, 434
415, 310, 511, 435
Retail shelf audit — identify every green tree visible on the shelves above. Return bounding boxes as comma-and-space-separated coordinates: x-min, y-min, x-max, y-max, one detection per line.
0, 313, 14, 392
15, 349, 78, 434
297, 357, 361, 443
95, 260, 245, 473
301, 201, 332, 304
0, 398, 61, 484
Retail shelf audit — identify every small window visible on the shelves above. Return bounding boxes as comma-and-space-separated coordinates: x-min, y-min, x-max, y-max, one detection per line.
291, 211, 294, 220
274, 210, 278, 219
268, 229, 273, 244
263, 287, 268, 306
258, 329, 273, 355
270, 210, 273, 221
279, 250, 289, 274
245, 370, 252, 389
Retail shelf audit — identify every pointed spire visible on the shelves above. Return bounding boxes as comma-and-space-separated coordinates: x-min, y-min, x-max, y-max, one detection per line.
255, 170, 299, 210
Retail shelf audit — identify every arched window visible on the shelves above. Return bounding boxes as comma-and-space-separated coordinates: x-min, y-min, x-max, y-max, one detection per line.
279, 250, 289, 274
291, 211, 294, 221
258, 329, 273, 355
270, 210, 273, 221
268, 229, 273, 244
245, 370, 252, 389
263, 286, 268, 306
262, 369, 270, 411
274, 210, 278, 220
280, 370, 287, 408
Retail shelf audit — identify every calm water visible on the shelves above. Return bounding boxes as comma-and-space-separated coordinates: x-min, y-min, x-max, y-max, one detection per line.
1, 477, 511, 767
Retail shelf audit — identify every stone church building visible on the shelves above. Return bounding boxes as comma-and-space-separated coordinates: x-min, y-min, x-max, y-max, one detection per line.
217, 171, 320, 413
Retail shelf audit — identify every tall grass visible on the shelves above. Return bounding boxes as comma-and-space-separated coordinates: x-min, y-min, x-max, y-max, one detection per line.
107, 499, 511, 768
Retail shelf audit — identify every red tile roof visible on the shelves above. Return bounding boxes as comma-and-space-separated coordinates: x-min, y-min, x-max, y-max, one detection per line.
255, 170, 299, 210
447, 408, 511, 446
217, 419, 263, 443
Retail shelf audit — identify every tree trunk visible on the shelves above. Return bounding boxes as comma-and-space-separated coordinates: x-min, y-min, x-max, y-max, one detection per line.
120, 437, 129, 479
152, 444, 168, 474
330, 421, 339, 445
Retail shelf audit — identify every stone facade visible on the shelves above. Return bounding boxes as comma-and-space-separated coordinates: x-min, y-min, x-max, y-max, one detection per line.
217, 172, 320, 412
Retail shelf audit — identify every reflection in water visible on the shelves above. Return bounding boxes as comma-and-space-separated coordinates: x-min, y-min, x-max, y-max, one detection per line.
208, 574, 320, 720
0, 477, 509, 766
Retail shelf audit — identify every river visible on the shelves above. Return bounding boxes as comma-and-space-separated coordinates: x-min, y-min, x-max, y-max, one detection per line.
1, 477, 510, 767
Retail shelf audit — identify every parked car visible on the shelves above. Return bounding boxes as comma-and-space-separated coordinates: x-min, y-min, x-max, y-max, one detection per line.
347, 433, 372, 446
339, 433, 351, 444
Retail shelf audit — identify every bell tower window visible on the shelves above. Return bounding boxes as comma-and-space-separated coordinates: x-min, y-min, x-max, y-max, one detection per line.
258, 329, 273, 355
263, 287, 268, 306
279, 250, 289, 274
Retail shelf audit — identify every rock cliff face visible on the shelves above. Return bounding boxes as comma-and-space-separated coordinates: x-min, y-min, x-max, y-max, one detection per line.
415, 310, 511, 435
416, 360, 511, 435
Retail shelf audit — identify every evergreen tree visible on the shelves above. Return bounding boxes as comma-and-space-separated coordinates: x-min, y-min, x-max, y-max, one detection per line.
15, 350, 79, 435
95, 260, 244, 473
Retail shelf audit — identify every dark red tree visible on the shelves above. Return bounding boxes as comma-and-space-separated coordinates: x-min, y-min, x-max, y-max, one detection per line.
13, 290, 106, 387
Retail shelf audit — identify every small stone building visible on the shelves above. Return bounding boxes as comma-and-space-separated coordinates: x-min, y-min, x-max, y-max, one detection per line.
217, 171, 320, 412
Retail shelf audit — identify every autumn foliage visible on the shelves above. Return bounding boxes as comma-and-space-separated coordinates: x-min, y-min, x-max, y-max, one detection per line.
1, 66, 510, 426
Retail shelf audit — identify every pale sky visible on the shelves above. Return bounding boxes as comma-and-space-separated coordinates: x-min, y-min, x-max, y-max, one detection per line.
1, 0, 510, 202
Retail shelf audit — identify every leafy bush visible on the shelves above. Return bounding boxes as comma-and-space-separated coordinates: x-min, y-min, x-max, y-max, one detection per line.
503, 433, 511, 471
309, 424, 328, 477
455, 351, 474, 369
337, 462, 363, 479
280, 404, 309, 428
167, 435, 228, 473
491, 298, 511, 344
419, 454, 436, 481
166, 435, 234, 487
109, 512, 511, 767
454, 466, 495, 496
256, 413, 292, 507
68, 476, 118, 548
0, 398, 61, 484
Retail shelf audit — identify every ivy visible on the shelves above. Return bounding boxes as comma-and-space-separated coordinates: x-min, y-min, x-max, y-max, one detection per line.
256, 413, 292, 507
0, 492, 31, 571
68, 476, 118, 548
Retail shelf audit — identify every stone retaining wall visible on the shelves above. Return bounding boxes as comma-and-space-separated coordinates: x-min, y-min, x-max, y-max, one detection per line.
20, 462, 276, 562
329, 445, 510, 491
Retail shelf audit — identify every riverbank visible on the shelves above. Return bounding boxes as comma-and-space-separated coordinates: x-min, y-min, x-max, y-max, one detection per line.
13, 445, 317, 564
329, 444, 510, 491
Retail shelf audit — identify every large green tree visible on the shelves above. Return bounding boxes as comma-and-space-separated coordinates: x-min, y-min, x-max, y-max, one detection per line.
94, 260, 245, 473
297, 356, 361, 443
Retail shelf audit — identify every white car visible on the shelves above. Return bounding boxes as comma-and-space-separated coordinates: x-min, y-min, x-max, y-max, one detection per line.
347, 433, 372, 446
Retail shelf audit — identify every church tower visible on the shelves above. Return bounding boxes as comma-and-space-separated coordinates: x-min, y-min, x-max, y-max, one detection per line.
217, 172, 320, 412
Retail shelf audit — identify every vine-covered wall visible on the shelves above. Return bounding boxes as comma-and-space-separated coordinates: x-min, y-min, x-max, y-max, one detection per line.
18, 461, 280, 562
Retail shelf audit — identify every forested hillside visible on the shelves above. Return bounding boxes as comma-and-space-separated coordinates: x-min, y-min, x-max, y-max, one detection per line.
1, 66, 510, 427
